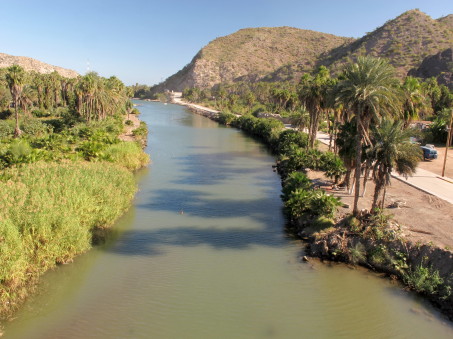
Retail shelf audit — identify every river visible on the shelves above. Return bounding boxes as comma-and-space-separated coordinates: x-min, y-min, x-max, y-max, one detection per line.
4, 101, 453, 338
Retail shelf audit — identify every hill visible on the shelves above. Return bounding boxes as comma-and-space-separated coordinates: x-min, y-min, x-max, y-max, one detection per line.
438, 14, 453, 30
152, 27, 353, 91
0, 52, 78, 78
318, 9, 453, 77
155, 10, 453, 91
408, 48, 453, 89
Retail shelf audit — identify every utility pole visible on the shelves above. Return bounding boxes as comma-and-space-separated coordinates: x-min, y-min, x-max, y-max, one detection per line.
441, 109, 453, 177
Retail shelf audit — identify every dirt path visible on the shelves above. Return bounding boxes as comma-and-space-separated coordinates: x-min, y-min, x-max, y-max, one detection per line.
119, 113, 140, 142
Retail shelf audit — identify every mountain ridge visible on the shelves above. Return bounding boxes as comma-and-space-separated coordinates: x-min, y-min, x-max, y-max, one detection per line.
154, 9, 453, 92
0, 52, 78, 78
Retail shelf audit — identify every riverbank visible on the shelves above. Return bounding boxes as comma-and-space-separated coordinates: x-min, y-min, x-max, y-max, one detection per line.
171, 96, 453, 322
0, 115, 149, 324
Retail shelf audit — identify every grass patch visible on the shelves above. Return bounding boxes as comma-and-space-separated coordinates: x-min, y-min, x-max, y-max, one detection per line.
103, 141, 150, 171
0, 161, 137, 317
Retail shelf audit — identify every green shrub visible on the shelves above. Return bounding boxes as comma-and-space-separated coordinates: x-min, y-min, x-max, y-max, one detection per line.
125, 119, 134, 126
284, 188, 341, 219
77, 140, 106, 160
0, 120, 14, 139
0, 140, 47, 168
403, 263, 450, 297
281, 171, 312, 201
102, 142, 150, 170
321, 152, 346, 183
277, 129, 309, 153
32, 109, 51, 118
218, 112, 237, 125
21, 119, 53, 137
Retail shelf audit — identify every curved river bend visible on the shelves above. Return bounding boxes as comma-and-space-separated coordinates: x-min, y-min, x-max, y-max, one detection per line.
5, 102, 453, 338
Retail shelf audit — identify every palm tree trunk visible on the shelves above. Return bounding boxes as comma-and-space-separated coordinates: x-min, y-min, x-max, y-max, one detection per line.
361, 160, 372, 197
353, 113, 363, 215
372, 178, 383, 211
13, 97, 21, 137
381, 186, 387, 210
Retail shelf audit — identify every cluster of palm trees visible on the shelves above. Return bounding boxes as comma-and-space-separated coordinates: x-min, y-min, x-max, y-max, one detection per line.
298, 57, 439, 215
183, 56, 452, 215
1, 65, 132, 137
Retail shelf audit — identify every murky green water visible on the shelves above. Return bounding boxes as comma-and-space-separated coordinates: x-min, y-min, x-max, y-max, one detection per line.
4, 102, 453, 338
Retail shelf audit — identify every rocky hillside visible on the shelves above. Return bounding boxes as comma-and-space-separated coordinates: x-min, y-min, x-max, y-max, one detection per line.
0, 52, 78, 78
438, 14, 453, 30
408, 48, 453, 89
153, 27, 353, 91
318, 9, 453, 77
156, 9, 453, 91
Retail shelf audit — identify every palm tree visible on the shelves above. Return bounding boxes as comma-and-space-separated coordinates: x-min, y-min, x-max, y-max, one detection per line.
290, 106, 310, 131
6, 65, 26, 137
336, 56, 401, 215
370, 120, 421, 210
299, 66, 333, 148
401, 76, 427, 127
18, 85, 37, 117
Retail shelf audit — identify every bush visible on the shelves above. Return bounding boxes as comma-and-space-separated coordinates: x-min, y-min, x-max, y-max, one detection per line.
284, 188, 341, 219
132, 121, 148, 144
21, 119, 53, 137
403, 262, 450, 297
32, 109, 51, 118
217, 112, 237, 125
0, 140, 47, 168
276, 129, 309, 154
125, 119, 134, 126
0, 120, 14, 139
281, 171, 312, 201
102, 142, 150, 171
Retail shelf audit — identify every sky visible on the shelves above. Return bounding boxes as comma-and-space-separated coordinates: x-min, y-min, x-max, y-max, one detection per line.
1, 0, 452, 86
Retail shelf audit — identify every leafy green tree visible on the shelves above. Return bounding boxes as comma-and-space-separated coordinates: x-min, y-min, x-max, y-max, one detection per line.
336, 56, 401, 215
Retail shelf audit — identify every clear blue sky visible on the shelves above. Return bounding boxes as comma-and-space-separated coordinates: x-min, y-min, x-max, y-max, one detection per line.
1, 0, 452, 86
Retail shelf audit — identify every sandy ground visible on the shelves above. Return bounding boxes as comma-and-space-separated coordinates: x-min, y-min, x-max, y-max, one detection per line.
119, 113, 140, 141
417, 145, 453, 179
307, 165, 453, 250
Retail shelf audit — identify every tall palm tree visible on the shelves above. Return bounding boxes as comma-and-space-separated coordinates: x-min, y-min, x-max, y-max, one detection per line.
336, 56, 401, 215
370, 120, 421, 210
6, 65, 26, 137
299, 66, 333, 148
401, 76, 427, 127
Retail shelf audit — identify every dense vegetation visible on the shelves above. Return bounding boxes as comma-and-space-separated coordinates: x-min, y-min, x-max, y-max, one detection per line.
0, 65, 149, 318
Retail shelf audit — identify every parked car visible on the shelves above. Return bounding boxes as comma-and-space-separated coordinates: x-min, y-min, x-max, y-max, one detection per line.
421, 145, 438, 160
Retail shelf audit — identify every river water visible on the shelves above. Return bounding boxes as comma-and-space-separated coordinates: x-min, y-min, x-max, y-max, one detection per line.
4, 102, 453, 338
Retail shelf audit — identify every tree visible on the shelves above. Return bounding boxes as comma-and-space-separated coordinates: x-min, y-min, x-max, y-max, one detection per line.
401, 76, 427, 127
18, 85, 37, 117
289, 106, 310, 131
336, 56, 401, 215
6, 65, 26, 136
370, 120, 421, 210
299, 66, 333, 148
